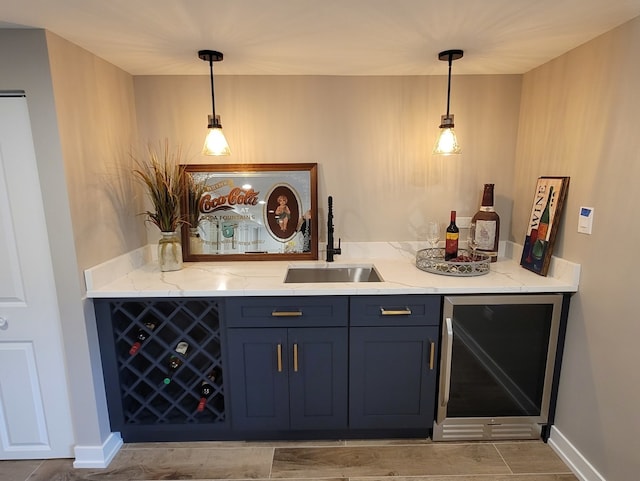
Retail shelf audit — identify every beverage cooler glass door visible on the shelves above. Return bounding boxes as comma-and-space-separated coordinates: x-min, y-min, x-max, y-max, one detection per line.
433, 294, 562, 441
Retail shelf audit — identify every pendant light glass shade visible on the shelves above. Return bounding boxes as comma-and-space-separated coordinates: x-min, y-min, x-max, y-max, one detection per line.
199, 50, 230, 156
433, 115, 461, 155
433, 49, 463, 155
203, 115, 231, 156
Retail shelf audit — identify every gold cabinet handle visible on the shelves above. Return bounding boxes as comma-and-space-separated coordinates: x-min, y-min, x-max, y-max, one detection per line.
380, 307, 412, 316
293, 343, 299, 372
277, 343, 283, 372
272, 310, 303, 317
429, 341, 435, 370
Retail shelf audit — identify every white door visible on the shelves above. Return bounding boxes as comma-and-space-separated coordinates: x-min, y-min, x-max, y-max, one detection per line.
0, 94, 75, 458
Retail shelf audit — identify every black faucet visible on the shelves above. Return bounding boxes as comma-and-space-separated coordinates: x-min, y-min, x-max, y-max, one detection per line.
326, 195, 341, 262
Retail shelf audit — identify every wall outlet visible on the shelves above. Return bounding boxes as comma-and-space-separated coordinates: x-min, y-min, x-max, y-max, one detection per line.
457, 216, 472, 229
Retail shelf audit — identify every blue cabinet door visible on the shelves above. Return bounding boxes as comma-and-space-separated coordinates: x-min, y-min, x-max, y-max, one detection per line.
227, 327, 348, 431
288, 327, 348, 430
227, 328, 290, 430
349, 326, 439, 429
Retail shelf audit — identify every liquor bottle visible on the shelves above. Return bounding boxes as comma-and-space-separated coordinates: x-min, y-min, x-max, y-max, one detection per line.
445, 210, 459, 261
471, 184, 500, 262
163, 341, 189, 385
128, 322, 156, 355
532, 186, 553, 260
197, 369, 218, 412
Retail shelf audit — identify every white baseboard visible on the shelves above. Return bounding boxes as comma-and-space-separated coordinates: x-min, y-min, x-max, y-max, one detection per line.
72, 432, 123, 468
548, 426, 606, 481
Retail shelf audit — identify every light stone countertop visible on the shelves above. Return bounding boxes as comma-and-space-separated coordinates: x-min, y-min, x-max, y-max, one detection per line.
84, 241, 580, 298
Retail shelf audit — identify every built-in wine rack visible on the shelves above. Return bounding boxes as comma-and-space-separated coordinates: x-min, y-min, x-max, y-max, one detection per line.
95, 298, 228, 441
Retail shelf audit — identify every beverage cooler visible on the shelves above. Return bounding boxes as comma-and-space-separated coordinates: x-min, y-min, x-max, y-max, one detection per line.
433, 294, 566, 441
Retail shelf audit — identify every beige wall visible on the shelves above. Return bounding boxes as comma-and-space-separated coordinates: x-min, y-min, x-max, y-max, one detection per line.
514, 17, 640, 481
134, 74, 521, 243
46, 33, 145, 270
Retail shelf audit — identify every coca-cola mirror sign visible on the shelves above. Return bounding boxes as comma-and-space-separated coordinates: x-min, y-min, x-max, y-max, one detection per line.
181, 163, 318, 261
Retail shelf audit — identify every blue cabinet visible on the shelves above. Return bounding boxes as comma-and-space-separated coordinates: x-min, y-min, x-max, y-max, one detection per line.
94, 294, 441, 441
226, 297, 348, 431
349, 295, 440, 431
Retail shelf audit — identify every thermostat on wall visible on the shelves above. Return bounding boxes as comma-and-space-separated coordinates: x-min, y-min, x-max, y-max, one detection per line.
578, 206, 594, 235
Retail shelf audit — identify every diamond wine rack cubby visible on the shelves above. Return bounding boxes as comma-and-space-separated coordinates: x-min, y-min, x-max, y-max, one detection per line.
94, 298, 229, 442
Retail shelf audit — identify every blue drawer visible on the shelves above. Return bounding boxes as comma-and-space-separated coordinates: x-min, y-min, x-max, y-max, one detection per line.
350, 295, 441, 326
225, 296, 348, 327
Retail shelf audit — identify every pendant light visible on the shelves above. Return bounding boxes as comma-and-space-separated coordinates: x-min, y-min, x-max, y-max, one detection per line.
199, 49, 231, 156
433, 49, 463, 155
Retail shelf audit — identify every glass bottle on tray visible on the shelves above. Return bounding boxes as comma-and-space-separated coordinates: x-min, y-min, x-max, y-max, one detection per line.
445, 210, 459, 261
471, 184, 500, 262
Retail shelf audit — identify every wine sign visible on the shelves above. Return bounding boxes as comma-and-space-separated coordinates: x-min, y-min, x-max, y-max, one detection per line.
520, 176, 570, 276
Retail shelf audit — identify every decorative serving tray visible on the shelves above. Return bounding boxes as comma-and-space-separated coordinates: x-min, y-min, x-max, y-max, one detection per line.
415, 248, 491, 277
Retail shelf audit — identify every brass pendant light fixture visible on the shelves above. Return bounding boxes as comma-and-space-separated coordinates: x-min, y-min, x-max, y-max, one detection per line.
433, 49, 463, 155
199, 49, 231, 156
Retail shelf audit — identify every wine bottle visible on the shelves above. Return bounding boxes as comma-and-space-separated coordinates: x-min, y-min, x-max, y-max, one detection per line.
163, 341, 189, 385
128, 322, 156, 355
445, 210, 459, 261
471, 184, 500, 262
197, 370, 217, 412
532, 186, 553, 260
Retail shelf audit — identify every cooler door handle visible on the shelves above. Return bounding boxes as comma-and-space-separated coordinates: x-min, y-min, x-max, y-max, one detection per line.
441, 317, 454, 406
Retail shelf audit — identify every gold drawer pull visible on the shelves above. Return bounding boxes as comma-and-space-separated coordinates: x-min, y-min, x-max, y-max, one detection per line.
272, 310, 303, 317
293, 343, 299, 372
380, 307, 412, 316
429, 341, 435, 370
277, 344, 283, 372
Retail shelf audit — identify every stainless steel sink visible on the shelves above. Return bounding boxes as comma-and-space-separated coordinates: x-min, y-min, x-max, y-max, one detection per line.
284, 264, 383, 283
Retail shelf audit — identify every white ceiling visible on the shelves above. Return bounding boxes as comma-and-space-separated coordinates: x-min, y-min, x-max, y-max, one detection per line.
2, 0, 640, 76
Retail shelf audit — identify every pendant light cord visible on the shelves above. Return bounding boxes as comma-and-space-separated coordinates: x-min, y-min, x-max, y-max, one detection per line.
208, 59, 217, 125
445, 54, 453, 118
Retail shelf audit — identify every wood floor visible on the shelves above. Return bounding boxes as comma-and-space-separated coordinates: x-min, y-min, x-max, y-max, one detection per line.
1, 439, 578, 481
